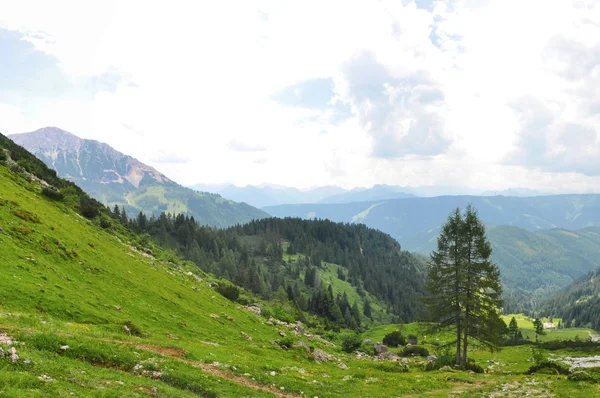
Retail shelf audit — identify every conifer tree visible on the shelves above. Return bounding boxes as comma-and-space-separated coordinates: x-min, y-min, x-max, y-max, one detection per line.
425, 205, 503, 366
509, 317, 519, 340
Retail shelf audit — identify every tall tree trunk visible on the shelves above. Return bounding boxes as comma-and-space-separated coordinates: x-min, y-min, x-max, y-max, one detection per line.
456, 321, 462, 365
455, 256, 462, 365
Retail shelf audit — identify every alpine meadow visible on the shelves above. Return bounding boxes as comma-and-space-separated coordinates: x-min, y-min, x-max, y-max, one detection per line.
2, 1, 600, 397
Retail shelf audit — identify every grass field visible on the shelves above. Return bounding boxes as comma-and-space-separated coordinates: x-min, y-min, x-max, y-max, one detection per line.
2, 164, 600, 397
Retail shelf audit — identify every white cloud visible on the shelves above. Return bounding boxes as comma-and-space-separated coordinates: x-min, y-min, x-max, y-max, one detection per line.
0, 0, 599, 192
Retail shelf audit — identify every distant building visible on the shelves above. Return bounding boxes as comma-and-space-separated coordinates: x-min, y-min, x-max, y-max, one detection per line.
543, 322, 556, 330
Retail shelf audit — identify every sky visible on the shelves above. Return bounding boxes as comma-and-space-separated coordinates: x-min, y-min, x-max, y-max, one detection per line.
0, 0, 599, 192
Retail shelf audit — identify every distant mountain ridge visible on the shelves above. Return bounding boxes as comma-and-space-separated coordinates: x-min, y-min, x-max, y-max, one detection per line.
317, 185, 416, 203
198, 183, 564, 209
264, 194, 600, 252
191, 183, 347, 208
10, 127, 267, 227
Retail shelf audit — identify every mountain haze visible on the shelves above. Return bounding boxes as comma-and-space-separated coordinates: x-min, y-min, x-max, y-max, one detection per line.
191, 184, 346, 208
264, 195, 600, 252
10, 127, 267, 227
317, 185, 416, 204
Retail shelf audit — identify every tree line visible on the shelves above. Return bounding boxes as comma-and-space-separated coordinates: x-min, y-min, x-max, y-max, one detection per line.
108, 208, 425, 329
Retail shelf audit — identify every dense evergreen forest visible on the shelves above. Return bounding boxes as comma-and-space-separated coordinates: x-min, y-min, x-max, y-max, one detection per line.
540, 266, 600, 331
112, 208, 425, 329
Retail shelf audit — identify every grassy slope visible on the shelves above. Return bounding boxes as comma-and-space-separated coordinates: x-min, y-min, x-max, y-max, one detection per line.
1, 164, 599, 396
0, 164, 472, 397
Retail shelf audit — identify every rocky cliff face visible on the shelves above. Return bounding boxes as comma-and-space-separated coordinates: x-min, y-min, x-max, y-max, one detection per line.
10, 127, 172, 189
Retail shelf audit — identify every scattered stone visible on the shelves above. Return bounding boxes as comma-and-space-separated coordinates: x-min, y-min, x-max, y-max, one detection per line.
377, 351, 399, 361
243, 305, 261, 316
294, 321, 305, 334
407, 336, 418, 345
439, 365, 453, 372
427, 354, 437, 363
220, 313, 234, 321
241, 332, 253, 341
114, 305, 122, 311
270, 371, 276, 376
209, 313, 220, 319
38, 374, 55, 383
24, 358, 32, 365
363, 339, 375, 346
338, 362, 349, 370
311, 349, 335, 363
60, 345, 69, 351
208, 282, 219, 288
0, 332, 15, 345
123, 325, 131, 335
279, 330, 287, 337
343, 375, 352, 381
374, 344, 388, 355
293, 340, 310, 352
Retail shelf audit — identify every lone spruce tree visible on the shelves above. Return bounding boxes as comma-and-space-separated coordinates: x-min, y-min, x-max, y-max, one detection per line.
425, 205, 503, 366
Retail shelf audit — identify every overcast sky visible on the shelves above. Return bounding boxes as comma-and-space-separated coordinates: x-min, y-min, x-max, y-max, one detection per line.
1, 0, 599, 192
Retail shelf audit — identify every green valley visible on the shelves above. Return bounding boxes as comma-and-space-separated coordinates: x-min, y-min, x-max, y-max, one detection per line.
2, 134, 600, 397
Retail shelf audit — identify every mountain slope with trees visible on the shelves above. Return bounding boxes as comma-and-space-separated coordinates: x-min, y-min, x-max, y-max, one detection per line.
126, 213, 426, 326
490, 226, 600, 313
539, 266, 600, 331
10, 127, 267, 227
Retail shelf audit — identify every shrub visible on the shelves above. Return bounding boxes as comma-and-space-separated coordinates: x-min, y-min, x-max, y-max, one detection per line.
464, 360, 484, 374
216, 284, 240, 302
359, 341, 375, 355
123, 320, 144, 337
432, 347, 456, 368
374, 362, 409, 373
99, 216, 113, 229
0, 150, 7, 162
528, 361, 570, 375
383, 330, 406, 347
539, 339, 600, 351
79, 195, 101, 219
407, 334, 418, 344
568, 370, 600, 383
531, 346, 547, 364
400, 345, 429, 357
41, 187, 64, 201
341, 333, 363, 353
278, 336, 297, 349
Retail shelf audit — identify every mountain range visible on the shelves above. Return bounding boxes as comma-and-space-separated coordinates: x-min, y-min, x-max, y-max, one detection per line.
264, 195, 600, 252
10, 127, 267, 227
194, 184, 557, 208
